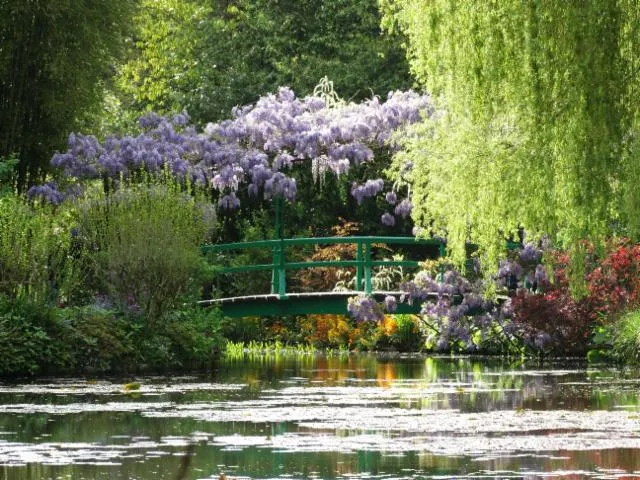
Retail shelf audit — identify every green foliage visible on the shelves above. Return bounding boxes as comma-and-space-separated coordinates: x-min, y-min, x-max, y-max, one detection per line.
0, 194, 71, 304
0, 155, 17, 196
0, 297, 72, 375
0, 300, 225, 376
389, 314, 423, 352
74, 181, 215, 321
383, 1, 640, 282
162, 305, 224, 367
610, 310, 640, 364
0, 0, 138, 187
116, 0, 412, 124
57, 305, 137, 372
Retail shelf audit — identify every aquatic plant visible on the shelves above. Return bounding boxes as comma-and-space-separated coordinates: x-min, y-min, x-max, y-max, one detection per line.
224, 340, 318, 357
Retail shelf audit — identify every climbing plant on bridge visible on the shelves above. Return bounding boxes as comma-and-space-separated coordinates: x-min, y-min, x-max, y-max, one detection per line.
35, 86, 432, 231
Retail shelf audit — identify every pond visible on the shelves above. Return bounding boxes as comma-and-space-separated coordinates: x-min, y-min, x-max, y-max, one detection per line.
1, 354, 640, 479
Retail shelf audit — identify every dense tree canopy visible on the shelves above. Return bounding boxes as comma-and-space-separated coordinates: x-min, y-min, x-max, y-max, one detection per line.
0, 0, 138, 189
117, 0, 413, 124
382, 0, 640, 281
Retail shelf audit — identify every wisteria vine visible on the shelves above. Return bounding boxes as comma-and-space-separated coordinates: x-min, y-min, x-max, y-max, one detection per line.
31, 88, 433, 215
347, 242, 558, 354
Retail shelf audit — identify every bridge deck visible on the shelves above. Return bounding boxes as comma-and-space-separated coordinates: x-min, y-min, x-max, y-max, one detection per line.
200, 291, 426, 317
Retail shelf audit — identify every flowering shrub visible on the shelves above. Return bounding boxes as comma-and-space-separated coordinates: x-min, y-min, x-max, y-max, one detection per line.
492, 241, 640, 355
509, 241, 640, 355
343, 242, 602, 355
374, 314, 423, 352
301, 314, 352, 347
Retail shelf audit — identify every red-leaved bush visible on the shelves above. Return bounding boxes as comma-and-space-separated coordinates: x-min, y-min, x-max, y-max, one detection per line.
511, 240, 640, 355
585, 241, 640, 321
510, 289, 591, 355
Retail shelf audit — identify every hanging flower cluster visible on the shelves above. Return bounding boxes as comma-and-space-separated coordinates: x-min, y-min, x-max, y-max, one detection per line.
37, 88, 433, 211
345, 242, 563, 354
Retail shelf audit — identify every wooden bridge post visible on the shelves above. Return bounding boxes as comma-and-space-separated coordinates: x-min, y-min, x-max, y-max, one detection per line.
271, 195, 284, 295
278, 237, 287, 299
364, 241, 372, 295
271, 244, 279, 294
356, 240, 363, 291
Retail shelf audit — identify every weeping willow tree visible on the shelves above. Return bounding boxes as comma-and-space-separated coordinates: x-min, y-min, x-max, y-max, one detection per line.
382, 0, 640, 287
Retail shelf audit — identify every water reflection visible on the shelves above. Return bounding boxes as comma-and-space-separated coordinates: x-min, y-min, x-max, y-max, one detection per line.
0, 355, 639, 479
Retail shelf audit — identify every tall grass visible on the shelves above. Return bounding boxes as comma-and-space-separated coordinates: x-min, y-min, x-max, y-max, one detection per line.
224, 340, 318, 358
0, 194, 71, 304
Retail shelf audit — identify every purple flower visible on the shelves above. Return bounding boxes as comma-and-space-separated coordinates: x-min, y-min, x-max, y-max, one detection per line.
519, 243, 542, 263
44, 88, 434, 213
534, 264, 548, 285
394, 199, 412, 218
381, 213, 395, 226
218, 193, 240, 210
347, 295, 384, 322
138, 112, 164, 130
384, 295, 397, 313
385, 191, 398, 205
351, 178, 384, 204
171, 112, 190, 126
26, 183, 65, 205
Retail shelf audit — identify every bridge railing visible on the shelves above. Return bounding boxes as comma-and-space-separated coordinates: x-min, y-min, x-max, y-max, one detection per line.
201, 236, 446, 300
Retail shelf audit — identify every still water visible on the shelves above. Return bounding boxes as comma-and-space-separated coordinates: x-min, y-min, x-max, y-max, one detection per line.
1, 354, 640, 479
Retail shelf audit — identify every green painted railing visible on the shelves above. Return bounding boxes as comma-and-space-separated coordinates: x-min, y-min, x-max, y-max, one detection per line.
201, 236, 446, 300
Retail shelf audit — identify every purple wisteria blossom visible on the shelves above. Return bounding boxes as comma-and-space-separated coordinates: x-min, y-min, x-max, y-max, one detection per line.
381, 213, 395, 226
41, 87, 432, 211
384, 295, 397, 313
218, 193, 241, 211
519, 243, 542, 263
394, 199, 412, 219
351, 179, 384, 205
496, 260, 523, 289
385, 191, 397, 205
347, 295, 384, 322
26, 183, 65, 205
345, 241, 558, 354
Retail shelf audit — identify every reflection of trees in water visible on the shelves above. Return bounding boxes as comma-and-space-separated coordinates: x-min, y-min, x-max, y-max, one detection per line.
4, 355, 640, 478
219, 354, 639, 412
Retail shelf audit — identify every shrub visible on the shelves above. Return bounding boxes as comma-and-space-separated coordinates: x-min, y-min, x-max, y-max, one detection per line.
221, 316, 264, 343
510, 241, 640, 356
162, 305, 224, 368
59, 306, 137, 372
301, 314, 352, 347
510, 289, 591, 355
585, 242, 640, 322
74, 181, 215, 321
388, 315, 423, 352
609, 310, 640, 364
0, 195, 71, 304
0, 297, 73, 375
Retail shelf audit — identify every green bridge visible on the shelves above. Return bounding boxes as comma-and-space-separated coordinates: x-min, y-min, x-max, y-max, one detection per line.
200, 236, 445, 318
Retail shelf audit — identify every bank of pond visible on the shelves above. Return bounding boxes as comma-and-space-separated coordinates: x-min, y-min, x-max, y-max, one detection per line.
2, 297, 640, 377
